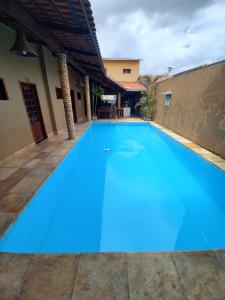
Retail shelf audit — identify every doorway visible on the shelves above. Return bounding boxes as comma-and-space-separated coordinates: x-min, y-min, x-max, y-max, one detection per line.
21, 83, 47, 143
70, 90, 77, 123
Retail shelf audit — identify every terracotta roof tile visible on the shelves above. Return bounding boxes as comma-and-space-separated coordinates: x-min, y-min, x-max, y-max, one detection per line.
118, 82, 147, 92
155, 76, 171, 84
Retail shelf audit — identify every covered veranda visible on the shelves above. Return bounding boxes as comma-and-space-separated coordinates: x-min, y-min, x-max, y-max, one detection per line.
0, 0, 123, 140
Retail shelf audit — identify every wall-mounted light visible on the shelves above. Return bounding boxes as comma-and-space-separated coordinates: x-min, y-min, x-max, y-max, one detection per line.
10, 29, 37, 57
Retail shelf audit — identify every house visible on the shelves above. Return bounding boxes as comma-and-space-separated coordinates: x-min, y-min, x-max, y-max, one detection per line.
103, 58, 147, 116
0, 0, 123, 161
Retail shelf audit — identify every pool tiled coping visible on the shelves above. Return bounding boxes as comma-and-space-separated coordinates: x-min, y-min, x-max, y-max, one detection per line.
0, 118, 225, 299
150, 121, 225, 172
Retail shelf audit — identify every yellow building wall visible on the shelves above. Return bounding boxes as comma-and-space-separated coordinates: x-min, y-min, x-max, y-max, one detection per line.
103, 60, 140, 82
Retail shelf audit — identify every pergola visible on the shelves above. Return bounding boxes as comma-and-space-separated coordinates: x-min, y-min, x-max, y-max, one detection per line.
0, 0, 124, 137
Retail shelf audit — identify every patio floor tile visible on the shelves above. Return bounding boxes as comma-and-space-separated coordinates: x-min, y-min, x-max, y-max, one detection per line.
172, 251, 225, 300
16, 152, 39, 159
127, 252, 186, 300
22, 159, 42, 168
52, 147, 71, 156
10, 176, 47, 194
215, 250, 225, 271
41, 155, 63, 166
0, 212, 17, 236
2, 158, 31, 168
0, 168, 30, 195
72, 253, 129, 300
41, 145, 61, 153
60, 142, 74, 149
0, 168, 18, 180
17, 254, 78, 300
0, 193, 32, 213
29, 142, 59, 153
35, 152, 51, 159
0, 253, 32, 300
28, 165, 55, 178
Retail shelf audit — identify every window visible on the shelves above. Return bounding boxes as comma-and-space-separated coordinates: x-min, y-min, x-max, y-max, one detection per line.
164, 93, 172, 106
55, 87, 62, 99
0, 79, 9, 100
77, 92, 82, 100
123, 68, 131, 74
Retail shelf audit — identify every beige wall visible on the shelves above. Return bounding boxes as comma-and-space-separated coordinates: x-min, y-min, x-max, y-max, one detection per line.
0, 24, 54, 160
42, 48, 86, 127
41, 47, 67, 132
154, 61, 225, 159
68, 66, 86, 122
103, 59, 140, 82
0, 23, 86, 160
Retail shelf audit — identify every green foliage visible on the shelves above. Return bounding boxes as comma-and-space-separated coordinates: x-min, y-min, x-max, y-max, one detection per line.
92, 85, 104, 118
93, 85, 104, 98
135, 77, 157, 119
141, 74, 160, 87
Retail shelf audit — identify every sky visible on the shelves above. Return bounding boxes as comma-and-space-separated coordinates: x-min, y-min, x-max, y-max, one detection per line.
91, 0, 225, 75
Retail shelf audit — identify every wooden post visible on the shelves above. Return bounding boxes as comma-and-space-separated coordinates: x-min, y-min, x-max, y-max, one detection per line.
118, 93, 121, 108
57, 53, 75, 139
85, 75, 91, 121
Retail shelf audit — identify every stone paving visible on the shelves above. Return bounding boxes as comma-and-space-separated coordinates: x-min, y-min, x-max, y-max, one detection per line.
1, 251, 225, 299
0, 119, 225, 299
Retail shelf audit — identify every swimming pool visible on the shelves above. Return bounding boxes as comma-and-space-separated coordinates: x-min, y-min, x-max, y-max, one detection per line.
0, 122, 225, 253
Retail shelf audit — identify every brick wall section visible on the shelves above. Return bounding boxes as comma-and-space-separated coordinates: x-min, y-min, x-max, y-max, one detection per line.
154, 61, 225, 159
57, 53, 75, 139
84, 75, 91, 121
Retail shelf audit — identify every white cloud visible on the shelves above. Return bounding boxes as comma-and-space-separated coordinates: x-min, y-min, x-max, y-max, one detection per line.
91, 0, 225, 74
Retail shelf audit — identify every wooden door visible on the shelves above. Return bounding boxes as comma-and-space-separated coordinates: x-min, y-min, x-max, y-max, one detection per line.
21, 83, 46, 143
70, 90, 77, 122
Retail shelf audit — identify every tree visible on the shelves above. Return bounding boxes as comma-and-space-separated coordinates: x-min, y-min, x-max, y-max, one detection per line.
140, 74, 159, 87
135, 76, 157, 120
93, 85, 104, 119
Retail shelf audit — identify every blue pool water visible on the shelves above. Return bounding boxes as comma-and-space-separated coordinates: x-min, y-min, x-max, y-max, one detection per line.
0, 122, 225, 253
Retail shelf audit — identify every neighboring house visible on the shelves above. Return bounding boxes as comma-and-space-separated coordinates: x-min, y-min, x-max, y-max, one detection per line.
103, 58, 147, 116
0, 1, 123, 161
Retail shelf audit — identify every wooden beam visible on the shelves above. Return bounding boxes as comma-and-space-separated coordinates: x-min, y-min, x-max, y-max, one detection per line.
79, 0, 105, 75
76, 60, 100, 68
0, 0, 86, 74
89, 74, 125, 93
40, 22, 89, 35
86, 68, 103, 75
64, 47, 97, 57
